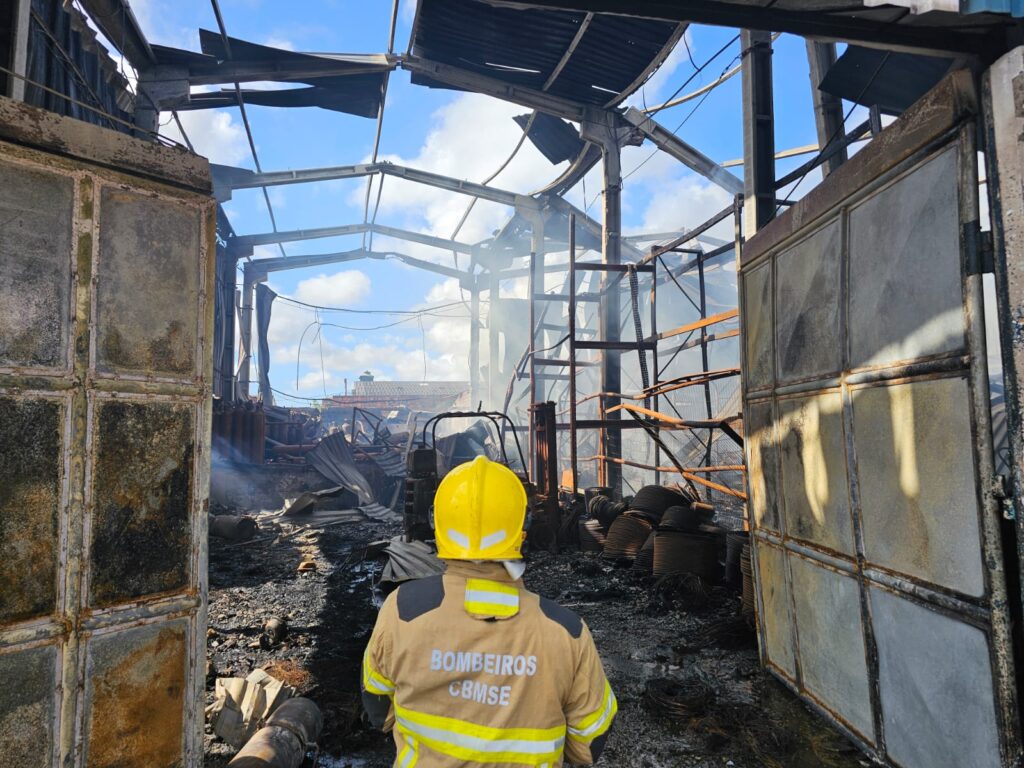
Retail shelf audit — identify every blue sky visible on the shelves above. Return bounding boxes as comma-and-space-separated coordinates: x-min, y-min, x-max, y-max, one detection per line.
127, 1, 832, 404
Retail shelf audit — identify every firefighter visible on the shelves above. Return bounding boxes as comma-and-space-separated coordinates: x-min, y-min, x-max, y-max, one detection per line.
361, 455, 617, 767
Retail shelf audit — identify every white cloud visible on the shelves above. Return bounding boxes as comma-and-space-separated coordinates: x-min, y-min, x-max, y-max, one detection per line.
294, 270, 372, 307
363, 92, 568, 260
162, 109, 249, 165
401, 0, 418, 25
264, 36, 295, 51
633, 172, 733, 240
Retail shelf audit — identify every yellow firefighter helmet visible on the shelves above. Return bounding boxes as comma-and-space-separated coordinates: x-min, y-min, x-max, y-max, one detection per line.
434, 455, 527, 560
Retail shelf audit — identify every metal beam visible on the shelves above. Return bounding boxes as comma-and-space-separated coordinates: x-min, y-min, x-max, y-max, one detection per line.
484, 0, 1000, 57
234, 222, 478, 255
213, 160, 534, 210
621, 107, 744, 196
806, 41, 846, 178
245, 247, 471, 281
213, 160, 637, 260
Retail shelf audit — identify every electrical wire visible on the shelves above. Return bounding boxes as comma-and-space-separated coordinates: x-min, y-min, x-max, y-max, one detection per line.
644, 33, 739, 118
210, 0, 287, 258
777, 52, 893, 212
273, 294, 473, 314
0, 63, 186, 145
363, 0, 402, 250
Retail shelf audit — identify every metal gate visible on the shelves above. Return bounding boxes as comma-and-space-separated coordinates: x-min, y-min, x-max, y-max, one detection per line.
740, 71, 1021, 767
0, 98, 213, 767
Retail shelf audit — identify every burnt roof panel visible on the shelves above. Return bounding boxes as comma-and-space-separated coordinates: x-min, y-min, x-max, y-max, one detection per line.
411, 0, 683, 106
512, 112, 584, 164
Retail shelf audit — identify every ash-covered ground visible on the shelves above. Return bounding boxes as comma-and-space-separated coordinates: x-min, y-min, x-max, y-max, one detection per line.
204, 519, 871, 768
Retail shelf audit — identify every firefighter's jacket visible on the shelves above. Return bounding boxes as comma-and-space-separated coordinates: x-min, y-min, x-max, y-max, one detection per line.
362, 560, 617, 767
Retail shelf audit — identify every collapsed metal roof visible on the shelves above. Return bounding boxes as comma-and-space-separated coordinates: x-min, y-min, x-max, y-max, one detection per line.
150, 31, 394, 118
409, 0, 686, 107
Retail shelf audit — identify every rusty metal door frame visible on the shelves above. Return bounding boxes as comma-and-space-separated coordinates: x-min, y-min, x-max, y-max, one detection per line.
739, 71, 1021, 767
0, 97, 213, 768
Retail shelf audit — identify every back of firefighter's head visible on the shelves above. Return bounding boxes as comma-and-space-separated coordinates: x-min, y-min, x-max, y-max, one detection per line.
434, 455, 527, 561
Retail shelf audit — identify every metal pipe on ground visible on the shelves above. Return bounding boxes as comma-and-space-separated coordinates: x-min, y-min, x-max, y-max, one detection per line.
228, 698, 323, 768
209, 514, 259, 542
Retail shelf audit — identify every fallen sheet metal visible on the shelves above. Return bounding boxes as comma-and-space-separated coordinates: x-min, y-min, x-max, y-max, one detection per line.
281, 486, 358, 516
380, 537, 445, 584
307, 433, 376, 504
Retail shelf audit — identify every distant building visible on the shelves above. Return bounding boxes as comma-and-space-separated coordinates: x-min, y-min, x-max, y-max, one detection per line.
322, 372, 470, 413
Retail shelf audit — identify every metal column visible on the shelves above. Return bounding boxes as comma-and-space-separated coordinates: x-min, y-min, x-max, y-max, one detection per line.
984, 47, 1024, 625
488, 269, 500, 408
806, 41, 846, 178
742, 30, 776, 234
469, 277, 480, 409
568, 214, 579, 493
237, 264, 256, 401
581, 108, 624, 494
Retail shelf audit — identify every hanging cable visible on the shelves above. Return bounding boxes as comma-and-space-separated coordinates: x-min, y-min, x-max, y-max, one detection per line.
210, 0, 287, 258
778, 52, 892, 212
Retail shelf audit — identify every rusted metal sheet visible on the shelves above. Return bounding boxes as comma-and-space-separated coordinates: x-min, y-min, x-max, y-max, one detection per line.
745, 399, 780, 531
852, 376, 985, 596
0, 396, 62, 624
83, 621, 188, 768
870, 585, 1001, 768
0, 101, 213, 768
741, 261, 773, 392
95, 188, 202, 378
778, 391, 854, 556
848, 146, 965, 368
774, 218, 842, 383
89, 399, 195, 606
0, 160, 73, 369
0, 644, 57, 768
740, 69, 1021, 766
742, 69, 977, 266
789, 555, 873, 741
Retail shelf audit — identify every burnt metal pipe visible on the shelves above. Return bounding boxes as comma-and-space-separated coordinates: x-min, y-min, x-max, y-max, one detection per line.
227, 698, 323, 768
209, 514, 259, 542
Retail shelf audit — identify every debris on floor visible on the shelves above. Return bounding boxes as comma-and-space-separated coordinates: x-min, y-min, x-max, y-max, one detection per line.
203, 495, 870, 768
208, 669, 295, 748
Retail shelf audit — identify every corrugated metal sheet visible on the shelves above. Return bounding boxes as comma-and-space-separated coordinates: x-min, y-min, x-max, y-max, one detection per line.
410, 0, 682, 106
820, 46, 953, 115
513, 112, 584, 164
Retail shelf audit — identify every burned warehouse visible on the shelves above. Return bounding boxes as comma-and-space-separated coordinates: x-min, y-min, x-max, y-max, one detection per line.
4, 1, 1024, 767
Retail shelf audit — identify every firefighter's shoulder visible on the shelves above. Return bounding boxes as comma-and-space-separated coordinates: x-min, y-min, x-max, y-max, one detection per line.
387, 574, 446, 622
533, 592, 583, 639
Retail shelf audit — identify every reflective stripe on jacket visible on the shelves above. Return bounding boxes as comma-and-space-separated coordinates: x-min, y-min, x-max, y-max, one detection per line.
361, 561, 617, 767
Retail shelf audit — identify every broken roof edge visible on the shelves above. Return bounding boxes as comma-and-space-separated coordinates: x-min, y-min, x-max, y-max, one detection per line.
0, 96, 211, 193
